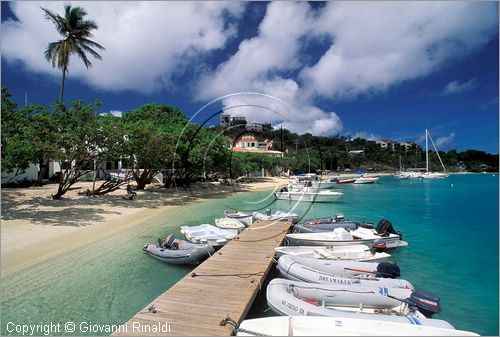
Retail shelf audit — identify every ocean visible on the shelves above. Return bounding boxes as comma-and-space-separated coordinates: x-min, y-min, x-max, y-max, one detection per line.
1, 174, 498, 335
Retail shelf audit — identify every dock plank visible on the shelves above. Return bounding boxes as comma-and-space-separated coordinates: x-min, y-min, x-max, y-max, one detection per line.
113, 220, 291, 336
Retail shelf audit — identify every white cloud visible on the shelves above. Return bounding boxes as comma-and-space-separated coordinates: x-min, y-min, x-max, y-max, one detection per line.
351, 132, 382, 141
435, 132, 456, 149
443, 78, 478, 95
301, 2, 498, 99
196, 2, 342, 136
2, 1, 245, 93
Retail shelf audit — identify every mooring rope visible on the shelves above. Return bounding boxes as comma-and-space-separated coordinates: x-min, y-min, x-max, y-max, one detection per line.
191, 271, 265, 279
220, 316, 269, 336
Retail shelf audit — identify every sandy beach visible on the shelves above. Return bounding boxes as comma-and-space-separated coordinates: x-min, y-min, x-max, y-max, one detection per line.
1, 177, 290, 276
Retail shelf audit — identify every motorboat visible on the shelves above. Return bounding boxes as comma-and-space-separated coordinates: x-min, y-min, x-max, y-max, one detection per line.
180, 224, 238, 246
336, 178, 356, 184
354, 176, 379, 184
274, 244, 391, 262
142, 234, 214, 265
266, 279, 445, 325
277, 254, 414, 289
252, 210, 299, 223
214, 217, 246, 231
224, 209, 253, 226
236, 316, 478, 336
275, 182, 343, 203
287, 219, 407, 249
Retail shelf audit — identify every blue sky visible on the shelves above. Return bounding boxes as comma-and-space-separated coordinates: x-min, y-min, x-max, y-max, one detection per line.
2, 1, 499, 153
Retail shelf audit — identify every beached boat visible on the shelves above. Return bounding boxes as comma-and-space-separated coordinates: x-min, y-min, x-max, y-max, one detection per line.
180, 224, 238, 246
274, 245, 391, 262
237, 316, 479, 336
214, 217, 246, 231
354, 176, 380, 184
252, 210, 299, 223
142, 235, 214, 265
267, 279, 444, 324
277, 254, 414, 289
224, 209, 253, 226
275, 182, 343, 203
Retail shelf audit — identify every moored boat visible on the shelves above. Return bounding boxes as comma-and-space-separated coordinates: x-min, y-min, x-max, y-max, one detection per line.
274, 244, 391, 262
236, 316, 478, 336
354, 176, 380, 184
180, 224, 238, 246
266, 278, 444, 324
336, 178, 356, 184
224, 209, 253, 226
252, 210, 299, 223
214, 217, 246, 231
275, 182, 343, 203
142, 235, 214, 265
277, 254, 413, 289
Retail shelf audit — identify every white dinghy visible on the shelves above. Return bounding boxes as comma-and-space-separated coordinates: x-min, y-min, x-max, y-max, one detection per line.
214, 217, 246, 232
277, 254, 414, 289
266, 278, 446, 327
252, 210, 299, 223
354, 176, 380, 184
180, 224, 238, 247
224, 209, 253, 226
274, 244, 391, 262
236, 316, 479, 336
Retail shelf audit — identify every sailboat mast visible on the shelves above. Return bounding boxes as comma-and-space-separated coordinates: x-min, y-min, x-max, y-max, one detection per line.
425, 129, 429, 173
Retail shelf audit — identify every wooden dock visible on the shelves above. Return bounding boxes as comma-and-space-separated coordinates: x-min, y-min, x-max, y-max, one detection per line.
113, 220, 291, 336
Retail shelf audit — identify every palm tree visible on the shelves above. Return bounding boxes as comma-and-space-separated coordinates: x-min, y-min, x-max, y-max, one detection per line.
42, 4, 104, 102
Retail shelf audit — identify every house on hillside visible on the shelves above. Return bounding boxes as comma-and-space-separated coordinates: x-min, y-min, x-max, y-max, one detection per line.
231, 135, 283, 158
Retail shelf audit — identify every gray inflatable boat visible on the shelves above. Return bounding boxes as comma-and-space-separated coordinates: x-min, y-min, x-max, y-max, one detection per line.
143, 234, 214, 265
266, 278, 450, 329
277, 254, 413, 289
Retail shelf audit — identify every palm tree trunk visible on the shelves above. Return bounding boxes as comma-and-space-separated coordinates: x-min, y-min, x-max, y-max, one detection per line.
59, 67, 66, 102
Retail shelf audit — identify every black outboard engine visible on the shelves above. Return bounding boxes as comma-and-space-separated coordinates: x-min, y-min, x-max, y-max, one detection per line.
375, 262, 401, 278
407, 290, 441, 318
376, 219, 396, 235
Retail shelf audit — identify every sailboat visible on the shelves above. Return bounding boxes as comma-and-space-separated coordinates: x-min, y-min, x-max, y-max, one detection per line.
419, 129, 449, 179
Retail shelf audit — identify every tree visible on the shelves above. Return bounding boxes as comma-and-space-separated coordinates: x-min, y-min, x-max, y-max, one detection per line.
42, 4, 104, 101
51, 100, 101, 199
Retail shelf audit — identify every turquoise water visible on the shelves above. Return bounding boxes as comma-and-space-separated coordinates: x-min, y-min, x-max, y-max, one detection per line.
1, 174, 498, 335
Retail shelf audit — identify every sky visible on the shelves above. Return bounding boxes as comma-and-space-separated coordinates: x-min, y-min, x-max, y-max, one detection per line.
1, 1, 499, 153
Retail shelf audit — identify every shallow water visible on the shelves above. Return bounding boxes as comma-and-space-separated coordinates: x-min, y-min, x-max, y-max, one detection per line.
1, 174, 498, 335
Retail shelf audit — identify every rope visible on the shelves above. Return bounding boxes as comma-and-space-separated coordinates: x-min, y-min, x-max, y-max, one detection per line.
232, 227, 289, 243
220, 316, 269, 336
191, 271, 265, 279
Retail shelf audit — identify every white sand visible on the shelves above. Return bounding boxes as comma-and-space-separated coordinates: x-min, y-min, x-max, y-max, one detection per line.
1, 177, 290, 275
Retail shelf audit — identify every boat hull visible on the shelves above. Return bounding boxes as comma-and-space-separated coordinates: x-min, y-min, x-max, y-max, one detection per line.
142, 243, 214, 265
274, 245, 390, 262
275, 191, 342, 202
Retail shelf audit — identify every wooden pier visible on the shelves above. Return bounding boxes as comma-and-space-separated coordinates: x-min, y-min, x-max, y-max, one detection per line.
113, 220, 291, 336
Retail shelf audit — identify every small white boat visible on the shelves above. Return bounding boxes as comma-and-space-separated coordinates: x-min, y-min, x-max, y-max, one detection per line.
214, 217, 246, 231
180, 224, 238, 246
354, 176, 379, 184
275, 182, 343, 203
419, 172, 449, 179
224, 209, 253, 226
274, 245, 391, 262
277, 254, 414, 289
252, 210, 299, 223
236, 316, 479, 336
286, 227, 407, 249
266, 279, 446, 326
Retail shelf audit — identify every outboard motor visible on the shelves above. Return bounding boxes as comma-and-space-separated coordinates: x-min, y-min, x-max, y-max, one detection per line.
334, 213, 345, 221
375, 262, 400, 279
407, 290, 441, 318
376, 219, 397, 235
266, 208, 272, 216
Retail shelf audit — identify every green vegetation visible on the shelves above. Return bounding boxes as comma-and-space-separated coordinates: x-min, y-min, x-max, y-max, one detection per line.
1, 85, 498, 198
42, 4, 105, 101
